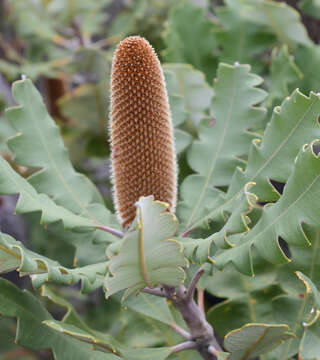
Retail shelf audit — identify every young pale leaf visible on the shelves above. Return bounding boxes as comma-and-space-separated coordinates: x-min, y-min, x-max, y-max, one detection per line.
105, 196, 186, 297
163, 64, 213, 133
5, 79, 112, 225
163, 3, 218, 81
213, 142, 320, 275
0, 231, 107, 293
0, 278, 119, 360
44, 321, 172, 360
224, 323, 295, 360
178, 63, 266, 230
226, 0, 311, 47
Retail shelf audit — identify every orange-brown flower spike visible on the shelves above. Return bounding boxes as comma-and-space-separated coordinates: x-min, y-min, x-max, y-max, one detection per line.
109, 36, 177, 228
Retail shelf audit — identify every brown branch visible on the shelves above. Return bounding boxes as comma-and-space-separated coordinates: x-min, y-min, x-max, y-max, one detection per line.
180, 228, 194, 238
97, 225, 124, 238
171, 341, 197, 353
141, 287, 167, 298
170, 323, 191, 340
198, 289, 205, 312
185, 266, 205, 302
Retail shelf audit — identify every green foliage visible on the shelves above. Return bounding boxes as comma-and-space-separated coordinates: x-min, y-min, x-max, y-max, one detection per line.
224, 323, 295, 359
3, 0, 320, 358
0, 278, 118, 360
178, 63, 266, 230
164, 63, 213, 133
213, 142, 320, 274
0, 232, 106, 293
267, 46, 302, 107
6, 79, 104, 211
226, 0, 311, 47
163, 2, 218, 81
105, 196, 186, 298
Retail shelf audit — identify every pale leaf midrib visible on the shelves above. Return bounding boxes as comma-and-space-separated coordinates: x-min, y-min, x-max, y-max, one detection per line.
219, 170, 320, 269
241, 327, 269, 360
190, 95, 318, 230
25, 86, 99, 224
0, 158, 91, 228
138, 207, 153, 288
186, 68, 239, 227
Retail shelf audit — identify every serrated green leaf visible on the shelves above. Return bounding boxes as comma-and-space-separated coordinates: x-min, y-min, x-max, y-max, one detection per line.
294, 44, 320, 94
0, 231, 107, 293
216, 5, 276, 70
41, 285, 93, 329
267, 46, 302, 107
164, 70, 187, 128
231, 91, 320, 204
212, 142, 320, 275
123, 292, 174, 326
178, 63, 266, 230
163, 70, 192, 154
0, 156, 98, 230
105, 196, 186, 297
5, 79, 114, 230
196, 88, 320, 232
0, 278, 119, 360
300, 320, 320, 360
207, 257, 283, 337
226, 0, 311, 47
180, 183, 257, 262
163, 2, 218, 81
58, 83, 107, 135
296, 272, 320, 325
294, 271, 320, 359
43, 320, 119, 354
276, 227, 320, 298
6, 79, 102, 208
44, 320, 172, 360
163, 64, 213, 134
0, 317, 36, 359
224, 323, 295, 360
174, 129, 192, 154
269, 295, 311, 359
267, 226, 320, 359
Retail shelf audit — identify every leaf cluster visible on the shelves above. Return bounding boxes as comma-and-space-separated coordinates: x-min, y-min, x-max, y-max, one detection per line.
2, 0, 320, 359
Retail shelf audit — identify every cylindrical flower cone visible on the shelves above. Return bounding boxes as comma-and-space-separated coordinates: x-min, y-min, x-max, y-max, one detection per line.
109, 36, 177, 228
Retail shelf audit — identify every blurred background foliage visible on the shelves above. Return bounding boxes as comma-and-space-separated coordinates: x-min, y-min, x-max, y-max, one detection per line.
1, 0, 320, 358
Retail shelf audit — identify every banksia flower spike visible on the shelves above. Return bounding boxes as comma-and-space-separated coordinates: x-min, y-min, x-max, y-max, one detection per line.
110, 36, 177, 228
